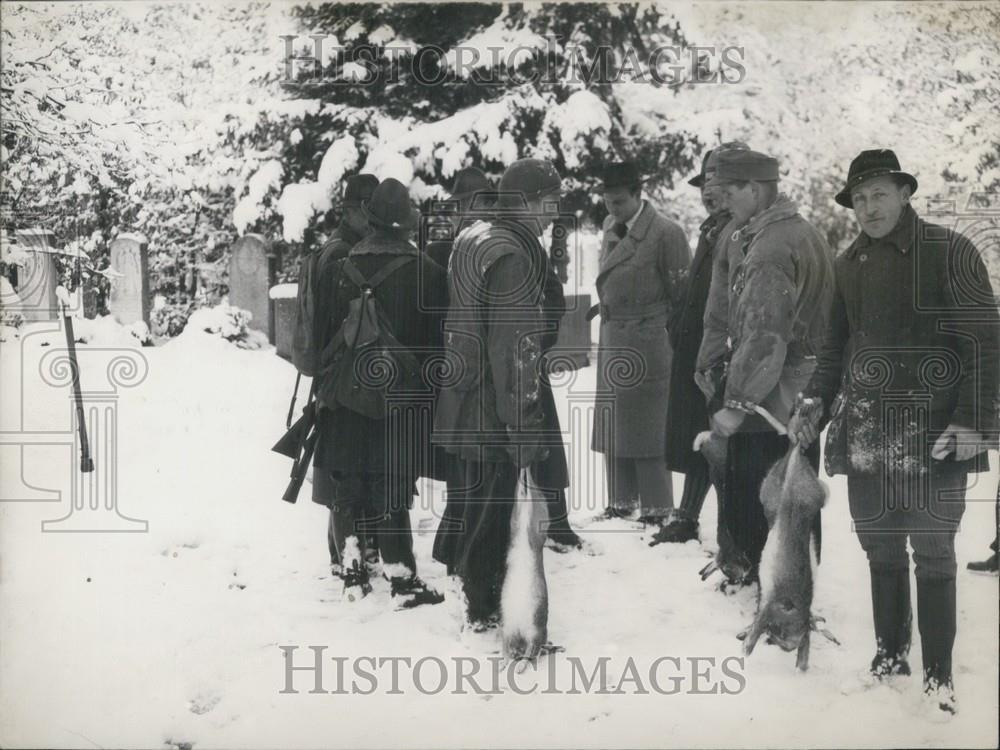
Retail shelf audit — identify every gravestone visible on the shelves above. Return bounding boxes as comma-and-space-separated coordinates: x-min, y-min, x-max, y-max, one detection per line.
269, 284, 297, 361
13, 229, 61, 322
229, 234, 277, 341
109, 233, 151, 325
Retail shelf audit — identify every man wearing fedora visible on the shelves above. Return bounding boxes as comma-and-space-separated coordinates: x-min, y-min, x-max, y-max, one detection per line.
425, 166, 493, 271
653, 142, 747, 546
314, 177, 449, 607
590, 161, 691, 526
695, 149, 834, 585
789, 149, 999, 714
432, 158, 569, 630
311, 173, 379, 567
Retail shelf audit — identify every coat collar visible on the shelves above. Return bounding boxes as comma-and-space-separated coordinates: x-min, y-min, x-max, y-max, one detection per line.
598, 201, 655, 276
349, 231, 421, 257
847, 204, 918, 258
742, 194, 799, 237
334, 221, 363, 246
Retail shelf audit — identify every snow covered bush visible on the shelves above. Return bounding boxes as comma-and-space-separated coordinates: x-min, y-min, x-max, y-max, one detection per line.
182, 301, 268, 350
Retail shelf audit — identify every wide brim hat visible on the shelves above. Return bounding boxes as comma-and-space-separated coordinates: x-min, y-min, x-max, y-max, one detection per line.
835, 149, 918, 208
364, 178, 421, 230
688, 141, 751, 187
343, 173, 379, 205
598, 161, 646, 192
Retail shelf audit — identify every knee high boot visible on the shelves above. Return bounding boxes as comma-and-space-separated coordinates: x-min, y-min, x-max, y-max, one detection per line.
917, 577, 957, 711
869, 566, 912, 677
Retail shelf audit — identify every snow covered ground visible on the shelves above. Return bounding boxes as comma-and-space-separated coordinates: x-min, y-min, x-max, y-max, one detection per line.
1, 322, 997, 749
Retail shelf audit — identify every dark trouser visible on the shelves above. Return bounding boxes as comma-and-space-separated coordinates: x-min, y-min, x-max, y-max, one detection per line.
606, 455, 674, 515
722, 432, 821, 575
329, 472, 417, 579
675, 453, 712, 523
847, 460, 968, 686
433, 458, 520, 623
846, 460, 968, 580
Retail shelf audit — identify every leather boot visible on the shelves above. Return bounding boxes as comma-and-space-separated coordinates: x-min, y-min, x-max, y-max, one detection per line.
869, 567, 912, 678
917, 577, 957, 714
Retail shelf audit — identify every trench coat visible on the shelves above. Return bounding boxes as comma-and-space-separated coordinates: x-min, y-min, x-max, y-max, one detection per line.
804, 205, 999, 476
590, 203, 691, 457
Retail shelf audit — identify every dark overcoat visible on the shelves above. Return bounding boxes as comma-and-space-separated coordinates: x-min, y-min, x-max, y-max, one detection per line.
805, 205, 999, 476
664, 211, 730, 472
591, 203, 690, 457
314, 230, 447, 480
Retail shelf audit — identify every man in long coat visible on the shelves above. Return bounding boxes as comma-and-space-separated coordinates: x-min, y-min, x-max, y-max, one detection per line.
314, 178, 448, 607
432, 158, 566, 629
790, 149, 999, 714
590, 162, 690, 525
695, 149, 834, 584
653, 143, 747, 545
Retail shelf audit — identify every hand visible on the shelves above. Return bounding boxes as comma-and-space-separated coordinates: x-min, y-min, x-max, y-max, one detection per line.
711, 407, 745, 438
932, 424, 987, 462
788, 393, 823, 447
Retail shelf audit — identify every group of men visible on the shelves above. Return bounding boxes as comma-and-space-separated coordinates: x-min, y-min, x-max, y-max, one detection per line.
295, 145, 998, 716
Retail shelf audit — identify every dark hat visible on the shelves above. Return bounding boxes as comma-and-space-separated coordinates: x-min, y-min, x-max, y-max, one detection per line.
498, 158, 561, 198
688, 141, 750, 188
835, 149, 918, 208
343, 173, 379, 205
363, 178, 420, 230
449, 167, 491, 199
705, 149, 779, 187
599, 161, 644, 192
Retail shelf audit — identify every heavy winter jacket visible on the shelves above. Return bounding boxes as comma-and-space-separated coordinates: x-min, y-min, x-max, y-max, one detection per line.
804, 205, 999, 476
701, 195, 834, 431
664, 210, 730, 472
315, 230, 447, 478
591, 203, 691, 457
433, 218, 564, 470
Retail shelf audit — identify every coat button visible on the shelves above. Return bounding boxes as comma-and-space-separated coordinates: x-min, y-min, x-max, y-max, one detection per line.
859, 253, 868, 262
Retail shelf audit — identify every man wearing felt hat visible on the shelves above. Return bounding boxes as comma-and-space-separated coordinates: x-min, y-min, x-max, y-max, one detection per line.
694, 148, 834, 587
789, 149, 999, 714
425, 166, 493, 270
590, 161, 691, 526
314, 177, 449, 607
653, 142, 748, 546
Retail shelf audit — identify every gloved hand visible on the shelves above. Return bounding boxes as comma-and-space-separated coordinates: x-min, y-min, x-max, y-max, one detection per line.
788, 393, 823, 447
932, 423, 987, 462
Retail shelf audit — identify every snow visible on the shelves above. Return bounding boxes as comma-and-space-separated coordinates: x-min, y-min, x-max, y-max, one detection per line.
268, 283, 298, 300
0, 323, 996, 748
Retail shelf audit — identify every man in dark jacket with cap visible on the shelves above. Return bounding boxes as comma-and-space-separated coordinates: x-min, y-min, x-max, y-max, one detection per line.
653, 142, 746, 545
432, 158, 567, 629
315, 177, 448, 607
696, 149, 834, 585
789, 149, 999, 715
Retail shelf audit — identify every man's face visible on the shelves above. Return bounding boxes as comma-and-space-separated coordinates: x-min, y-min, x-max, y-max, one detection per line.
718, 181, 756, 224
603, 186, 642, 224
850, 176, 910, 239
701, 184, 723, 215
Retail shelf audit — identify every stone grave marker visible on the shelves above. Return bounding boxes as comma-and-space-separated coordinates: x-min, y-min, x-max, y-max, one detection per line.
228, 234, 277, 341
109, 233, 151, 326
